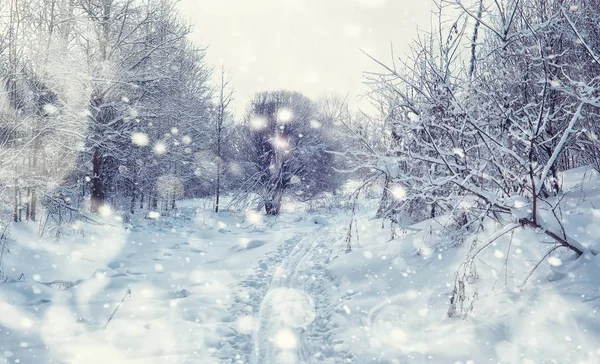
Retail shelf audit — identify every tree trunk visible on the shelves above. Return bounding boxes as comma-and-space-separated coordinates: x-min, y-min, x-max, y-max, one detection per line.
90, 148, 104, 213
130, 187, 136, 214
375, 175, 391, 218
151, 188, 158, 210
130, 165, 137, 214
13, 181, 18, 223
264, 191, 283, 215
215, 159, 221, 213
30, 188, 36, 221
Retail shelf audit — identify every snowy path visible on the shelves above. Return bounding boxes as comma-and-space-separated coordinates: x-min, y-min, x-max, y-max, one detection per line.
217, 223, 353, 363
1, 203, 362, 364
1, 206, 346, 364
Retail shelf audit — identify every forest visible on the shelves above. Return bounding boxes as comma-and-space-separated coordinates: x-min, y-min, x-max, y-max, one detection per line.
1, 0, 600, 363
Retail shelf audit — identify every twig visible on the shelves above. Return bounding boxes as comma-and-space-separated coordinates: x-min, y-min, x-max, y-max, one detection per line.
103, 287, 132, 329
521, 245, 562, 287
518, 218, 584, 256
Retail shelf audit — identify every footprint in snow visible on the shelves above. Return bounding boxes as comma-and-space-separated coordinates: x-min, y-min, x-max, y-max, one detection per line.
107, 260, 125, 269
170, 288, 190, 299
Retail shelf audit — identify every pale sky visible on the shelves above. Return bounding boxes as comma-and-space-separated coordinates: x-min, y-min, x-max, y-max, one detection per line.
177, 0, 433, 115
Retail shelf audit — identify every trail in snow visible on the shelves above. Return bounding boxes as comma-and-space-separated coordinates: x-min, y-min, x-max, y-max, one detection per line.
217, 223, 353, 363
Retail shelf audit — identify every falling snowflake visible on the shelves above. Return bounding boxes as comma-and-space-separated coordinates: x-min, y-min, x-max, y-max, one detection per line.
148, 211, 161, 219
250, 116, 268, 130
277, 108, 293, 124
154, 142, 167, 155
274, 328, 297, 350
246, 210, 263, 225
98, 204, 112, 217
131, 132, 149, 146
548, 256, 562, 267
452, 147, 465, 158
43, 104, 59, 116
390, 184, 407, 200
271, 136, 290, 150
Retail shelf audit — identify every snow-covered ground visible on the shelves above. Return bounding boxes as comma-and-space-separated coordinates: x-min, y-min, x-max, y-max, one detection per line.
2, 167, 600, 363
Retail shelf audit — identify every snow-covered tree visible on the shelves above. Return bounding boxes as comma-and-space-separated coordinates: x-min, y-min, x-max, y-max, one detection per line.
360, 0, 600, 253
238, 90, 341, 215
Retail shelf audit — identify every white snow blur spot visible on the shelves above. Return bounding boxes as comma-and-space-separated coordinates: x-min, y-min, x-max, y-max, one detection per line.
236, 315, 256, 334
154, 264, 164, 272
43, 104, 59, 115
246, 210, 263, 225
98, 205, 112, 217
126, 107, 139, 119
363, 251, 373, 259
274, 328, 297, 350
250, 116, 268, 130
266, 287, 316, 328
550, 79, 561, 88
390, 185, 407, 200
154, 142, 167, 155
494, 249, 504, 259
310, 119, 322, 129
512, 196, 528, 209
228, 162, 243, 176
548, 256, 562, 267
343, 305, 351, 315
452, 147, 465, 158
131, 132, 149, 146
271, 136, 290, 150
277, 108, 293, 123
459, 200, 474, 210
20, 317, 34, 329
418, 308, 429, 317
389, 328, 407, 342
171, 127, 179, 135
148, 211, 161, 219
182, 135, 192, 145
